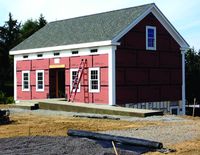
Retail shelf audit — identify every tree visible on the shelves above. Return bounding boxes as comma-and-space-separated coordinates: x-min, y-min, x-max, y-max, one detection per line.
185, 48, 200, 103
20, 19, 39, 39
0, 13, 47, 96
0, 13, 21, 93
20, 14, 47, 42
38, 14, 47, 28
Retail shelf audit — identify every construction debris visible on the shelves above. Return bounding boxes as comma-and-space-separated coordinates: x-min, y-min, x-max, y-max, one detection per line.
67, 129, 163, 149
0, 109, 10, 125
73, 114, 120, 120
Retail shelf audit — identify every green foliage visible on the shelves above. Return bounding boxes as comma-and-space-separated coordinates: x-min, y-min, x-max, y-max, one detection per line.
5, 96, 14, 104
21, 19, 39, 38
0, 91, 6, 104
20, 14, 47, 42
0, 91, 14, 104
38, 14, 47, 28
0, 12, 47, 96
186, 48, 200, 103
0, 13, 21, 94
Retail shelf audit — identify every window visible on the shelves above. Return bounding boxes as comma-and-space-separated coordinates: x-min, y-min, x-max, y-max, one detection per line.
72, 51, 79, 54
146, 26, 156, 50
37, 54, 43, 57
22, 71, 30, 91
89, 68, 100, 92
70, 69, 80, 92
36, 70, 44, 91
23, 55, 28, 59
54, 52, 60, 56
90, 49, 98, 53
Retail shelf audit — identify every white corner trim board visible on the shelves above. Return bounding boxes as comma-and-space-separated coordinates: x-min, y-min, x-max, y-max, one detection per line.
108, 46, 116, 106
14, 56, 17, 101
181, 48, 187, 115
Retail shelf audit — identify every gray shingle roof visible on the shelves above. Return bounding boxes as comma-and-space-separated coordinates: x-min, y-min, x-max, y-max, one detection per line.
12, 3, 153, 51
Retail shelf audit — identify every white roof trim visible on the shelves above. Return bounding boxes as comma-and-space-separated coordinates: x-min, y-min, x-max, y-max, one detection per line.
151, 4, 189, 48
112, 4, 189, 48
10, 40, 119, 55
112, 5, 154, 43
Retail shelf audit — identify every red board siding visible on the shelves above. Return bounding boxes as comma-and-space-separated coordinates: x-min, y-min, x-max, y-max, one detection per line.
16, 54, 109, 104
101, 68, 108, 85
93, 54, 108, 67
70, 56, 92, 68
117, 86, 137, 103
16, 61, 31, 71
116, 13, 182, 105
17, 86, 31, 100
16, 72, 22, 86
32, 86, 49, 99
32, 59, 49, 70
125, 68, 149, 85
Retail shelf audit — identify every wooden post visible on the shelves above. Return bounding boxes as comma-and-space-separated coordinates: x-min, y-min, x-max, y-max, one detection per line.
192, 98, 196, 117
112, 141, 118, 155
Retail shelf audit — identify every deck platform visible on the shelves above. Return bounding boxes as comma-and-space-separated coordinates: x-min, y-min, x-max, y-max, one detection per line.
35, 99, 163, 117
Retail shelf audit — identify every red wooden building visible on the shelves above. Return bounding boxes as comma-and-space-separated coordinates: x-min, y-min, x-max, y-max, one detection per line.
10, 3, 189, 114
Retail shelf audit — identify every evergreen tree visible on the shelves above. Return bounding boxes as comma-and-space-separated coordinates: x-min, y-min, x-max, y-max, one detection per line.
38, 14, 47, 28
185, 48, 200, 103
0, 13, 21, 92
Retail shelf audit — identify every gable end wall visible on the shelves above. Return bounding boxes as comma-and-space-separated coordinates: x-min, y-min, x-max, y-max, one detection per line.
116, 13, 182, 105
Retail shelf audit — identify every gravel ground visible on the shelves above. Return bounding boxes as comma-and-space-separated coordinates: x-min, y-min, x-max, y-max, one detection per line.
4, 108, 200, 150
9, 108, 188, 122
0, 136, 152, 155
101, 122, 200, 146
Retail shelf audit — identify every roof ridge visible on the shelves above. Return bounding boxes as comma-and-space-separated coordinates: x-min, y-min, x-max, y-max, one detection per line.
49, 3, 154, 24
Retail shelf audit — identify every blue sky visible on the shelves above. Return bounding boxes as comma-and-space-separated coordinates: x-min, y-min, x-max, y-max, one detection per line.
0, 0, 199, 50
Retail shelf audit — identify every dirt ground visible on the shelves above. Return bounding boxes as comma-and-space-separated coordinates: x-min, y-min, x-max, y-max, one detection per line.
0, 104, 200, 155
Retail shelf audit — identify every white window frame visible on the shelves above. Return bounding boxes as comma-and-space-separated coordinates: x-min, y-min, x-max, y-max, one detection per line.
70, 69, 80, 92
22, 71, 30, 91
146, 26, 156, 50
89, 67, 100, 93
36, 70, 45, 92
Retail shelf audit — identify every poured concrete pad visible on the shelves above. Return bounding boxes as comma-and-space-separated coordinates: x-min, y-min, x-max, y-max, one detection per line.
37, 99, 163, 117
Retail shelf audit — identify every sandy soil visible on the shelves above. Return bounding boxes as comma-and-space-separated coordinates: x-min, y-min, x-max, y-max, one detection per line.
0, 104, 200, 155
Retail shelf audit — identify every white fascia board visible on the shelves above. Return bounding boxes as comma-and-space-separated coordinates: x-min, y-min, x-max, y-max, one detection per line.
112, 5, 154, 43
10, 40, 119, 55
112, 4, 189, 49
151, 5, 190, 48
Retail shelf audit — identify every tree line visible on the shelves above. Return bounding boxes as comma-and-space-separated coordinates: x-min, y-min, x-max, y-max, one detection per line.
0, 13, 47, 96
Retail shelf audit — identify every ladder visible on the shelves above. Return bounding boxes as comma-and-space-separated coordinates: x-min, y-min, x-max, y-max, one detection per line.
83, 61, 89, 103
68, 59, 87, 102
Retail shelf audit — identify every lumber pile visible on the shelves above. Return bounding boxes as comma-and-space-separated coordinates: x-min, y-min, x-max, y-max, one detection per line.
0, 109, 10, 125
67, 129, 163, 149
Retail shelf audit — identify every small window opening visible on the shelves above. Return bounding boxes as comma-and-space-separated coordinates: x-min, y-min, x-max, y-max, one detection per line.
90, 49, 98, 53
72, 51, 79, 54
23, 55, 28, 59
54, 52, 60, 56
37, 54, 43, 57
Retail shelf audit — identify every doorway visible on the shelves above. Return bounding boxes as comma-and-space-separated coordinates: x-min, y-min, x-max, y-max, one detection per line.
49, 68, 65, 98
